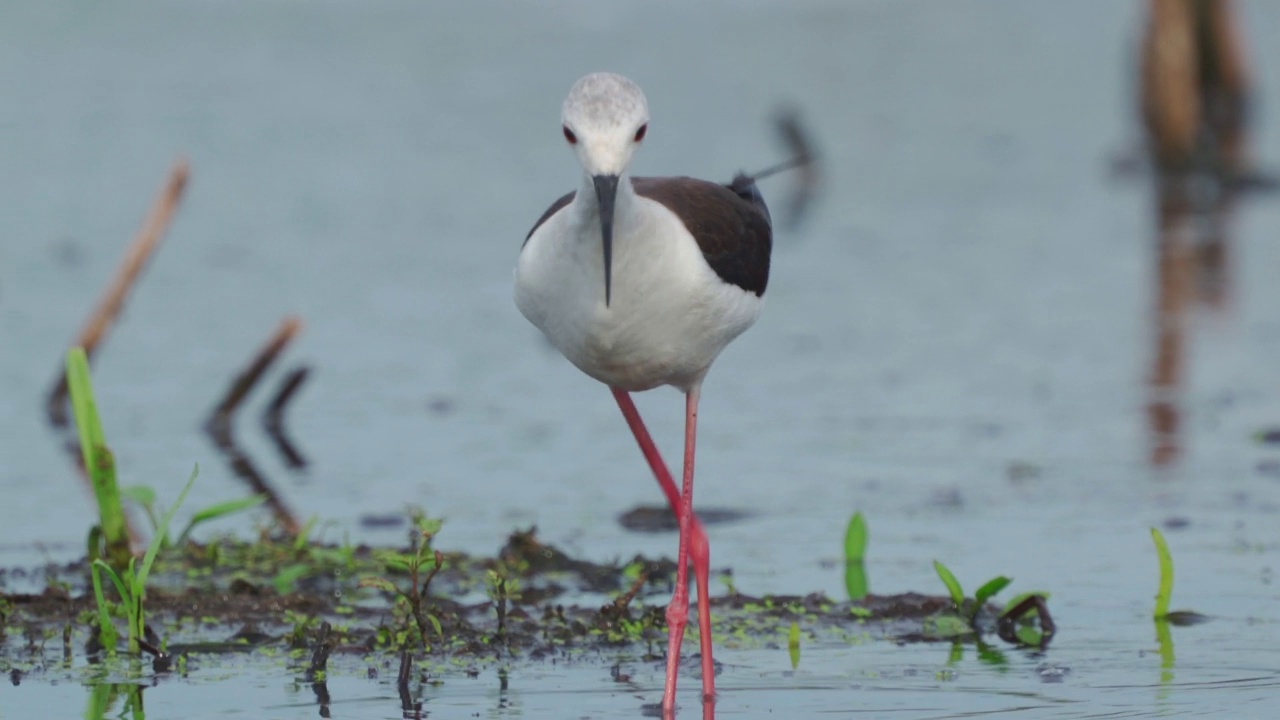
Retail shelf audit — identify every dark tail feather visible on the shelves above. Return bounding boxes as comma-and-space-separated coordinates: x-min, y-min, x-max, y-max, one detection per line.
729, 173, 772, 227
729, 107, 819, 229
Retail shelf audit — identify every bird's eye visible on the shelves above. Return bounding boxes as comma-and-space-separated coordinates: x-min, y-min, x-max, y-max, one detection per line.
563, 126, 577, 144
634, 124, 647, 142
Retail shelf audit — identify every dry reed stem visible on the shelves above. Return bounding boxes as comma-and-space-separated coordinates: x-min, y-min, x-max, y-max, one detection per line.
46, 157, 191, 427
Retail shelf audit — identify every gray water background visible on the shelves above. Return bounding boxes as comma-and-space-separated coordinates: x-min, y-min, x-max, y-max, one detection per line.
2, 0, 1280, 717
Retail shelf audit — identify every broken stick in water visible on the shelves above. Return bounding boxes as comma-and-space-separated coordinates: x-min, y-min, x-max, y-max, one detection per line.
204, 316, 303, 535
46, 157, 191, 428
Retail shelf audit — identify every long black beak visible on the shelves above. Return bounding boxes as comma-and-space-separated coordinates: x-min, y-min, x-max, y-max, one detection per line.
593, 174, 619, 307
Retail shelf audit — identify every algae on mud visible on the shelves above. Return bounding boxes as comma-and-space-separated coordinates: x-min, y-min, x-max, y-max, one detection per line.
0, 522, 1051, 688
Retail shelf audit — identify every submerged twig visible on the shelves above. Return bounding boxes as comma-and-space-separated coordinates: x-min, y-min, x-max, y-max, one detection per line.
138, 636, 173, 673
996, 594, 1056, 649
205, 316, 303, 435
306, 621, 333, 681
204, 317, 303, 536
494, 577, 509, 642
613, 571, 648, 612
46, 158, 190, 428
408, 549, 444, 654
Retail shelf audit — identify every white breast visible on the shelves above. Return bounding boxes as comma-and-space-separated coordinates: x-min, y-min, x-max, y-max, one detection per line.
515, 193, 762, 393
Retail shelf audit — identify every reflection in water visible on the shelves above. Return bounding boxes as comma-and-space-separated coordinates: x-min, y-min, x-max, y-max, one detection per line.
1155, 618, 1176, 694
85, 683, 146, 720
202, 317, 308, 534
1138, 0, 1257, 467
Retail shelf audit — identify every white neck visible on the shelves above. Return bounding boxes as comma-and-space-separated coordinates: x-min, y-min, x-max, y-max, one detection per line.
574, 171, 636, 221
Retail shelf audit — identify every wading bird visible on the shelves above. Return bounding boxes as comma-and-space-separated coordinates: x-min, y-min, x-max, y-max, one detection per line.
515, 72, 778, 714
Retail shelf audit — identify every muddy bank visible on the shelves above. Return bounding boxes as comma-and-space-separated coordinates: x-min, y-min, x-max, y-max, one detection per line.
0, 526, 1044, 684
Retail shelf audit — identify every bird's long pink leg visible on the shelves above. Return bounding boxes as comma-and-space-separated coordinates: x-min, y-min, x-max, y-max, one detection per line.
611, 388, 716, 712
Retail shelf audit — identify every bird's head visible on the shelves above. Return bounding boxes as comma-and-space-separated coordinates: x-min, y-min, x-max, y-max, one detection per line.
560, 73, 650, 306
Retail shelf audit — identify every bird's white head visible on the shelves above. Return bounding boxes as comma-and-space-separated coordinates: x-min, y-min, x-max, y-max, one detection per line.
560, 72, 649, 307
560, 72, 650, 177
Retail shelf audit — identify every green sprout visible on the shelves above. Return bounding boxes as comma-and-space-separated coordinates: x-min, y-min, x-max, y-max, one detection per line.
931, 560, 1012, 625
92, 467, 198, 656
1151, 527, 1174, 619
121, 485, 265, 548
361, 516, 446, 651
486, 568, 522, 644
843, 512, 869, 601
932, 560, 965, 609
1149, 526, 1208, 648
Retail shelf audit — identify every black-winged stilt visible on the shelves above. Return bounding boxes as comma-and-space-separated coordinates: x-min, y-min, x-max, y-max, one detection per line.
514, 72, 776, 713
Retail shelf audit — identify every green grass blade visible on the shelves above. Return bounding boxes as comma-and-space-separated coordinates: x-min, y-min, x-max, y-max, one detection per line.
1151, 527, 1174, 619
89, 561, 117, 656
93, 559, 133, 618
174, 494, 266, 547
933, 560, 965, 609
134, 465, 199, 596
121, 486, 162, 537
66, 348, 105, 468
120, 486, 157, 507
67, 348, 129, 568
843, 512, 867, 562
973, 576, 1012, 607
125, 557, 143, 646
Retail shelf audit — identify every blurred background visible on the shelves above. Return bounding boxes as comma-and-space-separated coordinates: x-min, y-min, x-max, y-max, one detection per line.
2, 0, 1279, 619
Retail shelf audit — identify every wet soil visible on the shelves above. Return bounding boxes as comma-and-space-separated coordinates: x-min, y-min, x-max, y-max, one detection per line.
0, 526, 1033, 683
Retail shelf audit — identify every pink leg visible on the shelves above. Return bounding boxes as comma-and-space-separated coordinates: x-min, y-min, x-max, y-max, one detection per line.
610, 388, 715, 712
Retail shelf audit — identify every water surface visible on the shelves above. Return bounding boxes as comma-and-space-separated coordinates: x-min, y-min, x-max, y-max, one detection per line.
3, 1, 1280, 717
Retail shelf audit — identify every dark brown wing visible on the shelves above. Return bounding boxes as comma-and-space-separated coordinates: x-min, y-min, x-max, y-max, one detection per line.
633, 176, 772, 296
522, 191, 576, 248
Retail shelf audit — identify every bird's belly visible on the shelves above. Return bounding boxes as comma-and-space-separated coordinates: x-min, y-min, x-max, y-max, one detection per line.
573, 312, 706, 392
518, 253, 760, 392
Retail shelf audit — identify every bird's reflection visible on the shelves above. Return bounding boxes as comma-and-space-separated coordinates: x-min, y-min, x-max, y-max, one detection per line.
1138, 0, 1265, 468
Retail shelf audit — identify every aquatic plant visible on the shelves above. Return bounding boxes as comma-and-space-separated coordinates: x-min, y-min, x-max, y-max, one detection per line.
1151, 527, 1174, 619
120, 485, 265, 548
843, 511, 868, 601
486, 568, 522, 644
66, 348, 130, 571
92, 467, 198, 656
930, 560, 1055, 647
1149, 527, 1208, 629
931, 560, 1011, 625
361, 516, 446, 652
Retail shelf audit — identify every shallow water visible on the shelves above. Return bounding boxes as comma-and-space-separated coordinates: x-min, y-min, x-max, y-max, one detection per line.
4, 0, 1280, 717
